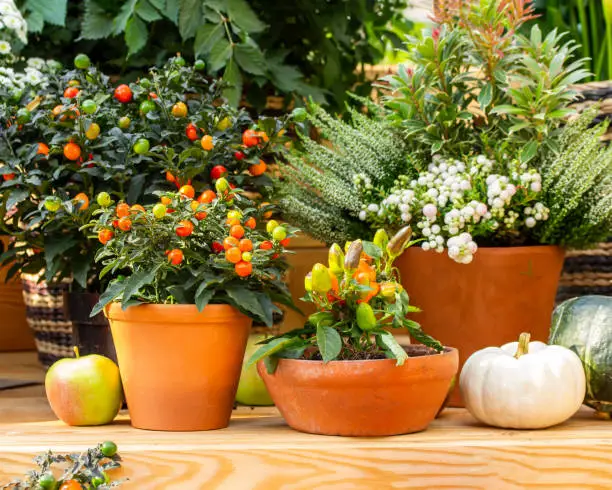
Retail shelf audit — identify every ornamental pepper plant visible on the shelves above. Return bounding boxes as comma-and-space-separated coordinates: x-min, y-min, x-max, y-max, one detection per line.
248, 226, 443, 370
87, 178, 297, 326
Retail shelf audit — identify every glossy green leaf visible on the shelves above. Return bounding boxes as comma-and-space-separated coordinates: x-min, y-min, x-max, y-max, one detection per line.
222, 56, 243, 107
125, 16, 148, 55
207, 38, 232, 72
194, 23, 224, 57
227, 0, 266, 33
234, 43, 267, 76
316, 324, 342, 362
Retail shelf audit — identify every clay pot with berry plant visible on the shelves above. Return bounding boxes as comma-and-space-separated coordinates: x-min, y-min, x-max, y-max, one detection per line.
249, 227, 458, 437
87, 178, 298, 431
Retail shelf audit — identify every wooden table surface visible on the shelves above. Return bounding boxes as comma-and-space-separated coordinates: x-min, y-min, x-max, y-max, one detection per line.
1, 352, 611, 489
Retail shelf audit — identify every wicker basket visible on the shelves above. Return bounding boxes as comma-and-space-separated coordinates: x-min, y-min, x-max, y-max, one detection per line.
21, 273, 74, 368
555, 82, 612, 303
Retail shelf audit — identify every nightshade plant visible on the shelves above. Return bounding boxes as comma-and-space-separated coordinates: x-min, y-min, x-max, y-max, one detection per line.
248, 226, 442, 370
88, 180, 297, 326
276, 0, 612, 263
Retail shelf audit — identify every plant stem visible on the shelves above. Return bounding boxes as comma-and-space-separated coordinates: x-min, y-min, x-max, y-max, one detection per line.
589, 0, 601, 78
607, 17, 612, 80
514, 332, 531, 359
576, 0, 592, 77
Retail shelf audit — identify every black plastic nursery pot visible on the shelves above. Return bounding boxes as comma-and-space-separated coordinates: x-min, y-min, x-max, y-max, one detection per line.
65, 291, 117, 364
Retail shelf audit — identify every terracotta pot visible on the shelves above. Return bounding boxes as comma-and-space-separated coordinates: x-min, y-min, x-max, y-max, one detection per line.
0, 236, 33, 352
395, 245, 565, 407
105, 303, 251, 431
258, 346, 459, 436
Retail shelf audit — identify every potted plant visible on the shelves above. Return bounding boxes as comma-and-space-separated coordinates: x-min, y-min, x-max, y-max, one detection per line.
276, 0, 612, 405
0, 53, 286, 366
248, 227, 458, 436
88, 180, 297, 431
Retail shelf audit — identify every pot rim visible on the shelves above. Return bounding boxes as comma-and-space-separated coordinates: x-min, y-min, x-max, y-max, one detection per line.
405, 244, 563, 254
262, 346, 458, 367
105, 302, 250, 323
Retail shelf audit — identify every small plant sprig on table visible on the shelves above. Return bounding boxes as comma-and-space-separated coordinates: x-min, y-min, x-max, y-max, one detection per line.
1, 441, 123, 489
248, 226, 443, 371
87, 179, 297, 326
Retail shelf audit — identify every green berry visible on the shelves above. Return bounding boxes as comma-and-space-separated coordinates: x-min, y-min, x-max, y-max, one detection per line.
175, 56, 186, 67
100, 440, 118, 457
82, 99, 97, 114
194, 59, 206, 71
74, 53, 91, 70
139, 77, 151, 89
38, 472, 56, 490
44, 196, 61, 213
133, 138, 150, 155
139, 99, 156, 114
96, 192, 111, 208
118, 116, 131, 129
152, 203, 167, 219
272, 226, 287, 241
266, 220, 280, 234
16, 108, 31, 124
292, 107, 308, 122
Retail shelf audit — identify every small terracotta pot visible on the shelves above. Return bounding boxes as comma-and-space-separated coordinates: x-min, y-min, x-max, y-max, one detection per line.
105, 303, 251, 431
395, 246, 565, 407
258, 346, 458, 436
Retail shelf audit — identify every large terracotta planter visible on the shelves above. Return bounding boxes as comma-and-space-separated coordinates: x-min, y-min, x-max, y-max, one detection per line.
105, 303, 251, 431
258, 346, 459, 436
395, 246, 565, 407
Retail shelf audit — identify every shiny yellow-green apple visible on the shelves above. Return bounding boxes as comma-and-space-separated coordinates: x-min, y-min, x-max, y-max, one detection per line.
45, 348, 122, 426
236, 334, 274, 406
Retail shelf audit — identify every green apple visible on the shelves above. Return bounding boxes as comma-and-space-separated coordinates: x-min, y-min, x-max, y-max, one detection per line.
236, 334, 274, 406
45, 348, 122, 426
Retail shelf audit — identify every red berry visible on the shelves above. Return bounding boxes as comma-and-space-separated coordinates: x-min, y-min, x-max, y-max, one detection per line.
114, 84, 133, 103
210, 165, 228, 180
234, 151, 245, 161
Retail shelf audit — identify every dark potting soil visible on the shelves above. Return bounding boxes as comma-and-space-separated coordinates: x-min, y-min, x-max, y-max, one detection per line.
304, 344, 442, 361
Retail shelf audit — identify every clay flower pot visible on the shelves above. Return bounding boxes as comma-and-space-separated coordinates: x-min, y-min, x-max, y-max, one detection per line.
105, 303, 251, 431
395, 245, 565, 407
258, 346, 458, 436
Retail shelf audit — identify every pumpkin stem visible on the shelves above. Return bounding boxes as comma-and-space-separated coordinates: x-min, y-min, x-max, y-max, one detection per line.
514, 332, 531, 359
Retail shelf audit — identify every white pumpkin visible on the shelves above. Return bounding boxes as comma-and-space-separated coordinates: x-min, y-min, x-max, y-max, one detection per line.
460, 333, 586, 429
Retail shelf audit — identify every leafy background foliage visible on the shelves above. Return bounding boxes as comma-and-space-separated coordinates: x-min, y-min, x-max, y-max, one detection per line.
15, 0, 414, 110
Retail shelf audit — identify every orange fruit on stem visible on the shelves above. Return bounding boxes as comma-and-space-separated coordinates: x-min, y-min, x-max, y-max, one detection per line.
116, 203, 130, 218
63, 142, 81, 161
259, 240, 273, 250
242, 129, 259, 147
37, 143, 49, 155
118, 217, 132, 231
239, 239, 253, 252
223, 236, 239, 250
201, 135, 214, 151
248, 160, 267, 176
179, 185, 195, 199
235, 261, 253, 277
73, 192, 89, 211
176, 220, 194, 237
244, 217, 256, 229
98, 229, 114, 245
230, 225, 245, 239
160, 196, 172, 206
167, 249, 183, 265
130, 204, 145, 214
226, 247, 242, 264
198, 190, 216, 204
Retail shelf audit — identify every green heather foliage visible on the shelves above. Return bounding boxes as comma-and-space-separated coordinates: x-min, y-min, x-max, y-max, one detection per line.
536, 109, 612, 248
276, 103, 407, 244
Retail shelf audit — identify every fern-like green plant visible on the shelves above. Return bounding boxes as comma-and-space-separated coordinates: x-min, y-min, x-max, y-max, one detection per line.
536, 109, 612, 247
276, 102, 409, 244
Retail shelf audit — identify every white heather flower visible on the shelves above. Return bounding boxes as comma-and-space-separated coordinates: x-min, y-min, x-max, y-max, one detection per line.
427, 188, 439, 198
475, 203, 487, 216
0, 41, 11, 54
492, 198, 505, 209
359, 210, 366, 221
422, 242, 431, 251
27, 58, 45, 69
422, 227, 431, 237
436, 235, 445, 245
367, 203, 379, 213
423, 203, 437, 219
431, 224, 441, 234
476, 155, 487, 165
401, 213, 411, 222
530, 181, 541, 192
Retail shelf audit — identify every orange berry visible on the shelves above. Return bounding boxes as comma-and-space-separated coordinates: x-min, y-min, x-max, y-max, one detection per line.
73, 192, 89, 211
3, 173, 15, 181
201, 135, 214, 151
118, 217, 132, 231
195, 212, 207, 220
225, 247, 242, 264
280, 238, 290, 247
226, 217, 240, 227
37, 143, 49, 155
160, 196, 172, 206
258, 131, 269, 143
259, 240, 273, 250
63, 142, 81, 161
235, 261, 253, 277
248, 160, 267, 176
98, 229, 114, 245
223, 236, 239, 250
198, 190, 216, 204
190, 200, 200, 212
239, 239, 253, 252
116, 203, 130, 218
130, 204, 145, 214
260, 202, 273, 219
176, 220, 194, 237
244, 217, 256, 229
63, 86, 79, 98
230, 224, 245, 239
242, 129, 259, 147
166, 171, 176, 183
179, 184, 195, 199
52, 105, 63, 118
167, 248, 183, 265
